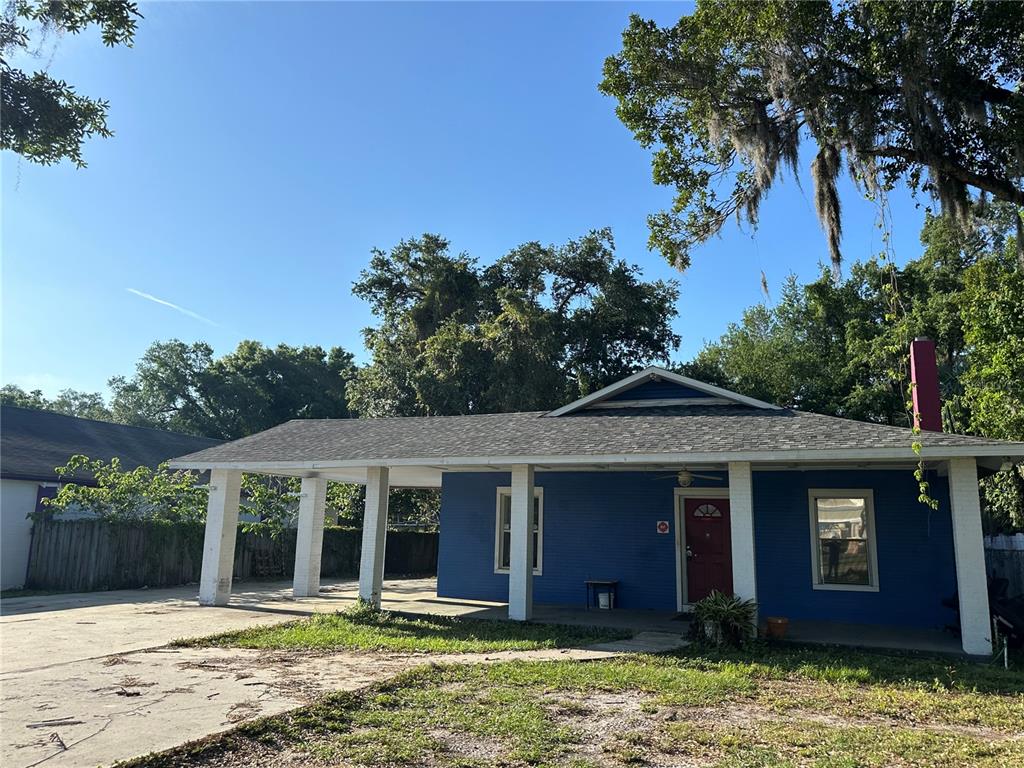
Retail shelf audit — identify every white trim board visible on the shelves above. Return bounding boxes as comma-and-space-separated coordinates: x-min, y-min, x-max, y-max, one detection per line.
494, 485, 543, 576
807, 488, 880, 593
673, 487, 731, 612
170, 443, 1024, 473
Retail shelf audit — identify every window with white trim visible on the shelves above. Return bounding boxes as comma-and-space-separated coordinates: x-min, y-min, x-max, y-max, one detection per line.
494, 487, 542, 575
808, 490, 878, 591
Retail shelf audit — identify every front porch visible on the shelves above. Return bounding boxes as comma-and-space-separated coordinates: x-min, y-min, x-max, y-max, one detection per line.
243, 575, 966, 655
191, 458, 995, 657
352, 577, 963, 655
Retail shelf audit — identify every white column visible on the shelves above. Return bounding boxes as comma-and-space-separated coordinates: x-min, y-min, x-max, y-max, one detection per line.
293, 477, 327, 597
199, 469, 242, 606
358, 466, 389, 607
508, 464, 535, 621
948, 457, 992, 656
728, 462, 758, 621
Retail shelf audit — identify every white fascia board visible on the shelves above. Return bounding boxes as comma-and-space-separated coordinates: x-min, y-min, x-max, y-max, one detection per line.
544, 366, 781, 417
168, 442, 1024, 472
168, 459, 318, 471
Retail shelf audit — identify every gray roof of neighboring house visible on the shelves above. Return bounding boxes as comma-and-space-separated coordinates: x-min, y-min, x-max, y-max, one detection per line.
170, 405, 1024, 468
1, 405, 222, 483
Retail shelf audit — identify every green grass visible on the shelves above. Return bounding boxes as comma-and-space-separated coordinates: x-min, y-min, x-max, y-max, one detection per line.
120, 643, 1024, 768
0, 587, 65, 598
172, 603, 632, 654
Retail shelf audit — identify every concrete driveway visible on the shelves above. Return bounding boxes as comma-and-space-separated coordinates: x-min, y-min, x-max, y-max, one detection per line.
0, 577, 434, 767
1, 578, 679, 767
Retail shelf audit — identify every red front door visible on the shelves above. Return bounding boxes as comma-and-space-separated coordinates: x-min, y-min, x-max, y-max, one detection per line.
684, 498, 733, 602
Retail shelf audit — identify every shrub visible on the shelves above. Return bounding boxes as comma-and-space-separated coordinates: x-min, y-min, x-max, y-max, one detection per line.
693, 591, 757, 647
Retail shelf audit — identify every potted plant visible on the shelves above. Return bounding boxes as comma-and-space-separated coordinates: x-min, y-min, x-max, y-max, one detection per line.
765, 616, 789, 639
692, 591, 758, 647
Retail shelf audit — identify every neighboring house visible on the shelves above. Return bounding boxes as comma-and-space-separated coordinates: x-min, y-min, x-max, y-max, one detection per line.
172, 344, 1024, 656
0, 406, 221, 590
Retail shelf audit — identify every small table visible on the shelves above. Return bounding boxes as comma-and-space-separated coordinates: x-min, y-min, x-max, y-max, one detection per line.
585, 579, 619, 611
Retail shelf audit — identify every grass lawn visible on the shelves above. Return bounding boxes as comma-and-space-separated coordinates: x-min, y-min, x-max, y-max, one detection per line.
124, 643, 1024, 767
172, 604, 632, 654
0, 587, 65, 598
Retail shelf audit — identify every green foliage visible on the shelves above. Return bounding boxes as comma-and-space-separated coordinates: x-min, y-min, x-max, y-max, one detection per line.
43, 455, 207, 523
174, 604, 629, 654
0, 383, 112, 420
690, 206, 1023, 529
324, 483, 438, 529
1, 1, 142, 167
692, 590, 757, 647
960, 251, 1024, 441
238, 475, 300, 538
961, 245, 1024, 530
39, 453, 435, 533
119, 645, 1024, 768
687, 210, 1014, 425
348, 229, 680, 416
108, 339, 357, 439
600, 1, 1024, 270
979, 469, 1024, 533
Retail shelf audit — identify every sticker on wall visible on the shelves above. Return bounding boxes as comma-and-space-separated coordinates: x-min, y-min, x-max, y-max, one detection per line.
656, 520, 670, 534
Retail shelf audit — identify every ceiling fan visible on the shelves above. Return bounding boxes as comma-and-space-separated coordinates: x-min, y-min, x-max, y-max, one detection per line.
654, 468, 723, 487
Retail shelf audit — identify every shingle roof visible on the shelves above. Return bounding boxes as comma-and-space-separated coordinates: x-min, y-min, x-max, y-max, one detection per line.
1, 406, 222, 483
170, 405, 1024, 467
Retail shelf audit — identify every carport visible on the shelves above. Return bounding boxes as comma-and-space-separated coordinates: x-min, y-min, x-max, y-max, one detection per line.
171, 462, 441, 609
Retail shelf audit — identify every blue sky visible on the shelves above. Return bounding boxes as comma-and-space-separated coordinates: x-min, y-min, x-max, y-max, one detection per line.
1, 1, 928, 398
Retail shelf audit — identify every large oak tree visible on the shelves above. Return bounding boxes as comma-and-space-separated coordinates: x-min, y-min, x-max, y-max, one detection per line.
108, 340, 357, 440
348, 229, 681, 417
601, 0, 1024, 271
1, 1, 141, 167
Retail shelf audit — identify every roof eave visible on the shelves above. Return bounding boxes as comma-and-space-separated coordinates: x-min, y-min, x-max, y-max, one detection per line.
168, 442, 1024, 472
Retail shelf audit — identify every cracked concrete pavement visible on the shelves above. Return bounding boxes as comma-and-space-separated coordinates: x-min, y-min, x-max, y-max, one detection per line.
0, 577, 434, 767
1, 578, 686, 767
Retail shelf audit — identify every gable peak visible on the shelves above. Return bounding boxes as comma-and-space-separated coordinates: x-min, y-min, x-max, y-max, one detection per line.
545, 366, 781, 417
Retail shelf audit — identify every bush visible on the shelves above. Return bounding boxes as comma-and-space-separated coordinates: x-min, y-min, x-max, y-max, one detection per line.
693, 591, 757, 647
43, 455, 207, 523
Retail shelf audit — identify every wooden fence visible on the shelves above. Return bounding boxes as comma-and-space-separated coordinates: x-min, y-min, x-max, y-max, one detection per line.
986, 542, 1024, 600
24, 518, 437, 593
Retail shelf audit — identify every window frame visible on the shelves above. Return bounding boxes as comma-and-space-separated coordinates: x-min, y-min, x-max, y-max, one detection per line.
807, 488, 879, 593
494, 486, 543, 576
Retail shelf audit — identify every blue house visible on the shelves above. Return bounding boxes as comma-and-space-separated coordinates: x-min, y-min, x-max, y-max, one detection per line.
173, 365, 1024, 656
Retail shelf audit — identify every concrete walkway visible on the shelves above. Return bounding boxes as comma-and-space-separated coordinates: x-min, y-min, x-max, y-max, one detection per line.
1, 578, 686, 767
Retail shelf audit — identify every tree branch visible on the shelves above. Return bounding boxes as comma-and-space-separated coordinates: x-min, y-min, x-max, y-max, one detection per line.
864, 145, 1024, 205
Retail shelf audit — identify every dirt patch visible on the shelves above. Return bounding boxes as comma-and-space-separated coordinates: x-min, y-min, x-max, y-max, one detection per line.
103, 655, 140, 667
548, 690, 657, 759
114, 672, 1024, 768
174, 739, 317, 768
225, 701, 262, 724
427, 727, 505, 763
119, 675, 158, 688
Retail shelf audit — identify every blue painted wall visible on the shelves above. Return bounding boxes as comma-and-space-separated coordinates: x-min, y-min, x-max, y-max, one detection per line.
605, 379, 712, 401
753, 469, 957, 629
437, 468, 958, 629
437, 471, 713, 609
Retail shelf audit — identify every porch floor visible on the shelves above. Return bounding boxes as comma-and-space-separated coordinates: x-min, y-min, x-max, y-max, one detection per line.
318, 576, 691, 634
323, 577, 964, 655
784, 619, 963, 655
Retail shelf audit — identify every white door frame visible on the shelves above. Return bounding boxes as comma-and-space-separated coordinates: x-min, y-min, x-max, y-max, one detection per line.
673, 487, 731, 612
